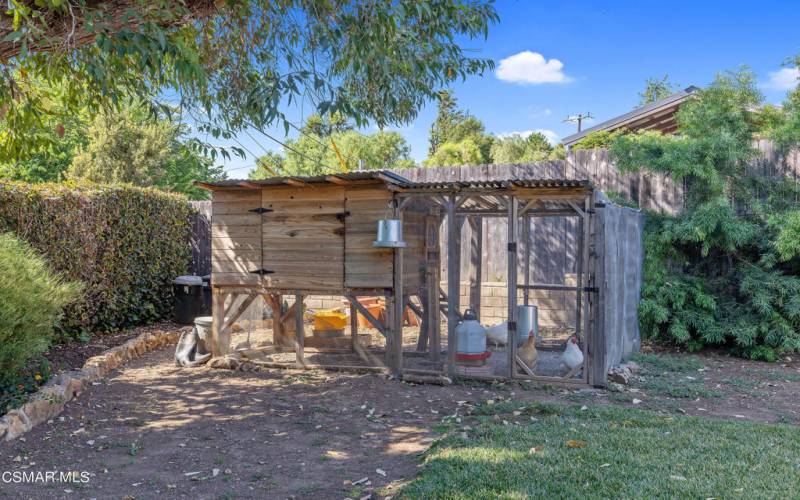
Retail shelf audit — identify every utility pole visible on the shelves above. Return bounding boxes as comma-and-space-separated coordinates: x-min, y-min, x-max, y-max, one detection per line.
564, 112, 593, 133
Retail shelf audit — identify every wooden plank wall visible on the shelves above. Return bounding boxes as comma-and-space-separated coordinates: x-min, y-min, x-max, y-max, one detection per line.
261, 185, 345, 291
210, 189, 262, 286
344, 187, 393, 289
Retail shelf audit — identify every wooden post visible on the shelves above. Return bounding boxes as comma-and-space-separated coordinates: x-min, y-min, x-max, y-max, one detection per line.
295, 293, 305, 368
350, 299, 358, 352
269, 293, 283, 345
575, 203, 585, 341
446, 195, 460, 377
387, 199, 404, 376
507, 196, 518, 378
523, 214, 531, 307
211, 288, 229, 357
468, 215, 483, 320
424, 212, 441, 361
589, 193, 607, 386
581, 195, 592, 383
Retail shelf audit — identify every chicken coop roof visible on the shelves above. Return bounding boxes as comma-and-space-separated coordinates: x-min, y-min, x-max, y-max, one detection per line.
196, 171, 593, 193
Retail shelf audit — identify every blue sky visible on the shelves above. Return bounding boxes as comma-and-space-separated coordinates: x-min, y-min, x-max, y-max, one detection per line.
215, 0, 800, 177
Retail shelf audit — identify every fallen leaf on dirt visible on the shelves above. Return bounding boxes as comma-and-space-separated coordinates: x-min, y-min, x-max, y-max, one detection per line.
376, 468, 386, 477
183, 471, 200, 476
212, 468, 220, 477
565, 440, 587, 448
352, 477, 369, 486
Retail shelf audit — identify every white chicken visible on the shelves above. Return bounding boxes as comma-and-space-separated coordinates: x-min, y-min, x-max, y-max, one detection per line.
561, 336, 584, 378
485, 321, 509, 346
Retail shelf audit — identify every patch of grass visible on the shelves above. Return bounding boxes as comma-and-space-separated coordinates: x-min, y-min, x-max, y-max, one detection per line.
638, 375, 718, 399
725, 377, 761, 395
757, 369, 800, 382
401, 403, 800, 498
629, 353, 717, 399
630, 353, 704, 373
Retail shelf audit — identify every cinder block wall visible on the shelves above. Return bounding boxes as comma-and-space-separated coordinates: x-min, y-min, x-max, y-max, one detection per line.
292, 273, 580, 330
441, 273, 581, 329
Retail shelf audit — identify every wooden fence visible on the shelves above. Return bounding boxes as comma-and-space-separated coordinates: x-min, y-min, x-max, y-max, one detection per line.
189, 200, 211, 276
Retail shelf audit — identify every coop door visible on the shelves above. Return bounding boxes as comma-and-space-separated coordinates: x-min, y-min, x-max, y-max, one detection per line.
210, 189, 263, 286
261, 186, 345, 291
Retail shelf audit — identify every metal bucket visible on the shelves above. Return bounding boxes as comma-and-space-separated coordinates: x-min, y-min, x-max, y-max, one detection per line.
516, 305, 538, 346
373, 219, 407, 248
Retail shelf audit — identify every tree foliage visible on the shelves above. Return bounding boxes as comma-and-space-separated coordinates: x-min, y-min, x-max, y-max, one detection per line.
0, 1, 498, 164
490, 132, 558, 163
611, 68, 800, 359
67, 103, 225, 199
249, 113, 415, 178
426, 90, 493, 165
638, 74, 679, 105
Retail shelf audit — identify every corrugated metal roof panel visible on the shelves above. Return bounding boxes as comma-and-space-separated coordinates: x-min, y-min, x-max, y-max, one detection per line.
197, 171, 592, 192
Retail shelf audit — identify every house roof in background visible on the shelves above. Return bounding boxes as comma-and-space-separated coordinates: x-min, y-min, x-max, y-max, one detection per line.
562, 86, 700, 147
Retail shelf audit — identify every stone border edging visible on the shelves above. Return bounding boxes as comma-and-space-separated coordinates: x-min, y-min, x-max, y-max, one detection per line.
0, 328, 182, 443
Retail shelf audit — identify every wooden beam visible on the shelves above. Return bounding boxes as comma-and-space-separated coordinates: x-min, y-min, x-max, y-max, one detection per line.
388, 201, 404, 376
221, 292, 258, 334
295, 293, 305, 368
589, 195, 607, 387
325, 175, 351, 185
468, 216, 482, 320
523, 214, 531, 307
346, 295, 387, 336
425, 212, 441, 361
210, 288, 230, 357
507, 195, 518, 379
446, 195, 460, 378
350, 300, 358, 352
284, 178, 307, 187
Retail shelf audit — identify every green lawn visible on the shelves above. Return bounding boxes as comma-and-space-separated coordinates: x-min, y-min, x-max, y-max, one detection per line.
400, 403, 800, 499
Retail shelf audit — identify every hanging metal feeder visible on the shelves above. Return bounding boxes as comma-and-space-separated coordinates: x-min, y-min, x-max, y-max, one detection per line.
373, 219, 407, 248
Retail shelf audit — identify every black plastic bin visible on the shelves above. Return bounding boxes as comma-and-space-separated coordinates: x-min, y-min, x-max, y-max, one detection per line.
173, 276, 206, 325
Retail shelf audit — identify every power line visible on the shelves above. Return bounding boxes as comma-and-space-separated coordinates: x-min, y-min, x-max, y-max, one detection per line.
243, 119, 341, 174
564, 112, 593, 133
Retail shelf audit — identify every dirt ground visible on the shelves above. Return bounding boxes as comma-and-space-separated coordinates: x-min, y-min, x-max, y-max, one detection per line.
1, 328, 799, 499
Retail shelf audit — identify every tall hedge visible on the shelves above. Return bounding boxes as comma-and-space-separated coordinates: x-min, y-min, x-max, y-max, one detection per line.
0, 181, 192, 337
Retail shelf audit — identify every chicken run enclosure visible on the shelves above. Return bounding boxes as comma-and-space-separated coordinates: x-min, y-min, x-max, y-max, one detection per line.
198, 170, 643, 387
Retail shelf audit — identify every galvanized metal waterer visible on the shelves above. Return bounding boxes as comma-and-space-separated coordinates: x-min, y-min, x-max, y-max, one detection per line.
372, 219, 407, 248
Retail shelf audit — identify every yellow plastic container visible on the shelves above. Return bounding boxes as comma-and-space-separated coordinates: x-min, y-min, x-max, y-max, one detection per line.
313, 310, 348, 331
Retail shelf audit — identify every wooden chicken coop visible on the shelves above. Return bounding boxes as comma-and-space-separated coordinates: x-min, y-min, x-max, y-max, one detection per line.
197, 170, 643, 387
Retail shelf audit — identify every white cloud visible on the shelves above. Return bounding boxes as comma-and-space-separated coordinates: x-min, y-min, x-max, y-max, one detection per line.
496, 51, 572, 85
498, 129, 560, 146
762, 67, 800, 91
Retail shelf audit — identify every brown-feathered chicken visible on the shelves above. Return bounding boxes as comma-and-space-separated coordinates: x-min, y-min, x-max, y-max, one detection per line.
561, 336, 584, 378
517, 331, 538, 375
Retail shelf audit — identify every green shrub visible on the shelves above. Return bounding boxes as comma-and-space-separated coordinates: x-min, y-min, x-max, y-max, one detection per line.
0, 233, 78, 387
0, 181, 193, 337
611, 69, 800, 357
